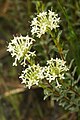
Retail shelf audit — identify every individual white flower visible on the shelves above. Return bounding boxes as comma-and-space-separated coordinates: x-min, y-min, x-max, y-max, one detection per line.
7, 35, 36, 66
44, 58, 69, 87
19, 64, 44, 89
31, 10, 60, 38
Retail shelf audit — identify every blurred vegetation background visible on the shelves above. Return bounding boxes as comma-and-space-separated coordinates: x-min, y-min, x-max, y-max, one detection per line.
0, 0, 80, 120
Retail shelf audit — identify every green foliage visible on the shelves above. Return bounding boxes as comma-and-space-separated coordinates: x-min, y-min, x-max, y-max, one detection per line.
7, 1, 80, 115
0, 0, 80, 119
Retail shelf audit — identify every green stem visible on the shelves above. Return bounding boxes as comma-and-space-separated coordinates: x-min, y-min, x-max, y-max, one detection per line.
45, 80, 70, 102
59, 80, 80, 98
49, 30, 64, 60
26, 57, 35, 66
69, 86, 80, 97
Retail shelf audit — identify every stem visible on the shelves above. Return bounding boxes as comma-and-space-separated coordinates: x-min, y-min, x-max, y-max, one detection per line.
59, 80, 80, 98
69, 87, 80, 97
49, 30, 64, 60
26, 57, 35, 66
46, 80, 70, 102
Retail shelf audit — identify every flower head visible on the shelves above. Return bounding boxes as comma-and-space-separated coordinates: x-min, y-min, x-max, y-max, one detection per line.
19, 64, 44, 89
7, 35, 35, 66
31, 10, 60, 38
44, 58, 69, 87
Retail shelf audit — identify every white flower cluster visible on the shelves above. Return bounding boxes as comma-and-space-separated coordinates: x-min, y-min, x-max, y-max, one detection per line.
7, 10, 69, 89
44, 58, 69, 87
31, 10, 60, 38
7, 35, 35, 66
19, 64, 44, 89
20, 58, 68, 89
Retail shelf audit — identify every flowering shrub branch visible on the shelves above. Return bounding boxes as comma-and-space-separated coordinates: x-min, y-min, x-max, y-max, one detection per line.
7, 10, 80, 112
